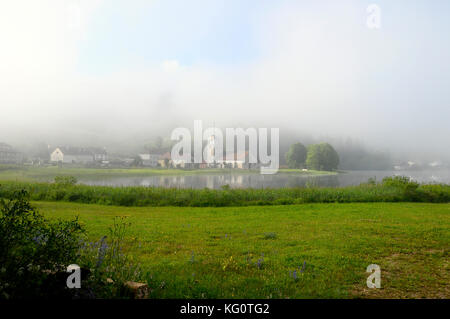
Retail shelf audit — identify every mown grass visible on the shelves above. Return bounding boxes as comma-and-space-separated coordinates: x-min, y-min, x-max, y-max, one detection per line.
0, 179, 449, 207
36, 201, 450, 298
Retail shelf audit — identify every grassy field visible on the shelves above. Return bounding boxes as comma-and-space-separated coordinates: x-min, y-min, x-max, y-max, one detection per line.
2, 166, 449, 298
36, 201, 450, 299
0, 165, 336, 182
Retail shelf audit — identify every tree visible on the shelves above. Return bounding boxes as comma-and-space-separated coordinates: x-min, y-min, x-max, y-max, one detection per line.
285, 143, 307, 168
131, 155, 143, 167
306, 143, 339, 171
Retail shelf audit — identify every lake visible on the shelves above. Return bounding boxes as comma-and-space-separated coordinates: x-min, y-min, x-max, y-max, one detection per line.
79, 169, 450, 189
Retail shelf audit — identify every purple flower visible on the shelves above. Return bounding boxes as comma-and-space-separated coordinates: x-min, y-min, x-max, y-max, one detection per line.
300, 261, 306, 273
96, 236, 108, 268
292, 270, 297, 280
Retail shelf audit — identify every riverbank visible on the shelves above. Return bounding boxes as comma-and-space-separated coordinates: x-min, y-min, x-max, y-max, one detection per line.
0, 165, 337, 182
0, 177, 449, 207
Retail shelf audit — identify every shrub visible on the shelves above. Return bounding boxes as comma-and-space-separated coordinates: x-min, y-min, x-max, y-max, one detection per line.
382, 176, 420, 201
54, 175, 77, 187
0, 190, 84, 299
382, 176, 418, 189
0, 190, 142, 299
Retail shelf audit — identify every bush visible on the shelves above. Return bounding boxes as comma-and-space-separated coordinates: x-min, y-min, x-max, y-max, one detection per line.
382, 176, 420, 201
54, 175, 77, 187
0, 190, 84, 299
382, 176, 418, 189
0, 190, 142, 299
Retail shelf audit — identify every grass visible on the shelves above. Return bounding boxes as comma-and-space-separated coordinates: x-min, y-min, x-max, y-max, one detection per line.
36, 201, 449, 298
1, 179, 449, 207
2, 166, 448, 208
1, 168, 448, 298
0, 165, 336, 182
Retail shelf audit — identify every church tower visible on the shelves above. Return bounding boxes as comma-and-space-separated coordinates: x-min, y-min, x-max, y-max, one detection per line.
206, 133, 215, 164
206, 122, 217, 165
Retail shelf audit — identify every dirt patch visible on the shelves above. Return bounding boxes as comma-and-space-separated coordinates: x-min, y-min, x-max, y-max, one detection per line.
350, 251, 449, 299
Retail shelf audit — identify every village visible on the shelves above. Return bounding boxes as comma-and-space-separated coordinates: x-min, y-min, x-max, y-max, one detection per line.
1, 140, 446, 172
0, 140, 259, 170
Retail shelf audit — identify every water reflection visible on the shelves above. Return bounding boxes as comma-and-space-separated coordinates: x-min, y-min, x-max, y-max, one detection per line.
79, 169, 450, 189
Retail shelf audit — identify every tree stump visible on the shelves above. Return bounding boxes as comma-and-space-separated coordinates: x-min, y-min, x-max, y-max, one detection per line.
123, 281, 149, 299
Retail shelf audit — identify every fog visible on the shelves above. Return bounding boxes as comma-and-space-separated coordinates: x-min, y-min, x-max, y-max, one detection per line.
1, 0, 449, 162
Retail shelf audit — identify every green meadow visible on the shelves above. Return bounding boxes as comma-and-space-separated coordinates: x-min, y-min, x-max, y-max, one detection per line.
1, 166, 449, 298
36, 201, 449, 299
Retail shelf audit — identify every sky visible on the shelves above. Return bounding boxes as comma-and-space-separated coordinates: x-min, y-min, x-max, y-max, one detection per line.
0, 0, 449, 159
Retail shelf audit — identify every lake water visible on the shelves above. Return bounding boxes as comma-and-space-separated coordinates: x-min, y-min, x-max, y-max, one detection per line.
79, 169, 450, 189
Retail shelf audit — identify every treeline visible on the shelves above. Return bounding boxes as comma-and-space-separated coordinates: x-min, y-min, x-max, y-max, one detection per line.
337, 143, 391, 170
0, 176, 449, 207
285, 142, 339, 171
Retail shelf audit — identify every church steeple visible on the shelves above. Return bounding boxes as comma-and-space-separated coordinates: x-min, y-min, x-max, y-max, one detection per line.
207, 123, 216, 164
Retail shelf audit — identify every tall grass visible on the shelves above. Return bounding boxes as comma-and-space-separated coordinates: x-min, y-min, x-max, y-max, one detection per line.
0, 176, 448, 207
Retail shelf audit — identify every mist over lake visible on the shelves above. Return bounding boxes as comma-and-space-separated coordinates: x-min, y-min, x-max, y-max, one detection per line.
79, 169, 450, 189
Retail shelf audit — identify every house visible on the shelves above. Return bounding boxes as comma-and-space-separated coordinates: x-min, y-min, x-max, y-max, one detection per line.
199, 161, 208, 169
394, 160, 422, 171
0, 143, 23, 163
203, 134, 255, 169
138, 153, 160, 167
157, 152, 172, 168
50, 146, 107, 164
172, 158, 194, 169
217, 151, 253, 169
429, 161, 442, 168
224, 151, 249, 169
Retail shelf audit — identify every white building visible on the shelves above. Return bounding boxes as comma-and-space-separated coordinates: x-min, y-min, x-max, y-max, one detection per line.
50, 147, 107, 164
204, 134, 253, 169
205, 134, 216, 164
138, 154, 160, 167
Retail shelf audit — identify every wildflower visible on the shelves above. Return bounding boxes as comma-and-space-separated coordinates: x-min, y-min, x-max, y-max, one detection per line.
292, 270, 297, 280
300, 261, 306, 273
96, 236, 108, 269
257, 258, 263, 269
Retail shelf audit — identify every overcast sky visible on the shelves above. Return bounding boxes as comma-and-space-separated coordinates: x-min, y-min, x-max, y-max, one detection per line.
0, 0, 449, 158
